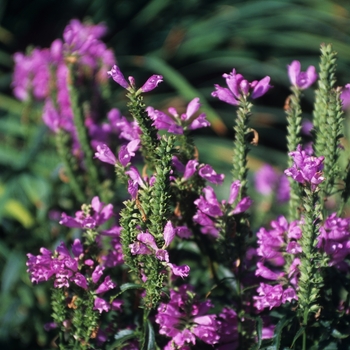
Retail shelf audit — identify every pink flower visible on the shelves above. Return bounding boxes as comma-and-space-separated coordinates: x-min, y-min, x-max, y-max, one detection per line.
211, 68, 272, 105
95, 144, 117, 165
284, 145, 324, 191
107, 65, 129, 88
93, 297, 110, 313
140, 74, 163, 92
288, 60, 317, 90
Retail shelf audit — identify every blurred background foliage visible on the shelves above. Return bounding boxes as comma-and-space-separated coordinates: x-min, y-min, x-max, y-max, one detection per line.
1, 0, 350, 348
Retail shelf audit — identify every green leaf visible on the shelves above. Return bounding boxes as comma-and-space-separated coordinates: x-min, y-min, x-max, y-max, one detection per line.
0, 93, 23, 115
272, 316, 293, 349
18, 174, 49, 209
106, 329, 135, 349
250, 316, 263, 350
331, 328, 350, 339
0, 181, 34, 228
290, 326, 305, 348
17, 125, 47, 170
147, 319, 156, 350
1, 251, 25, 293
120, 283, 144, 293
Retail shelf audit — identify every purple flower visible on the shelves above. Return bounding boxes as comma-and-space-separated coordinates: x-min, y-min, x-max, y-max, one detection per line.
211, 69, 272, 105
93, 297, 110, 313
44, 322, 57, 331
155, 285, 220, 347
60, 196, 114, 230
255, 165, 279, 195
63, 19, 108, 58
194, 187, 223, 217
118, 139, 140, 166
301, 119, 313, 136
42, 99, 61, 133
180, 97, 210, 130
140, 74, 163, 92
194, 182, 252, 238
183, 160, 199, 180
72, 273, 88, 289
107, 65, 129, 88
95, 144, 117, 165
230, 197, 253, 215
175, 226, 192, 238
108, 108, 141, 141
317, 213, 350, 270
216, 308, 238, 350
167, 263, 190, 278
277, 174, 290, 203
92, 265, 105, 283
341, 84, 350, 110
254, 165, 290, 203
250, 76, 273, 99
163, 221, 175, 247
71, 239, 84, 257
147, 98, 210, 134
198, 165, 224, 185
287, 60, 318, 90
256, 262, 284, 280
26, 240, 94, 290
95, 276, 116, 294
147, 107, 184, 134
284, 145, 324, 190
253, 283, 284, 311
254, 216, 303, 311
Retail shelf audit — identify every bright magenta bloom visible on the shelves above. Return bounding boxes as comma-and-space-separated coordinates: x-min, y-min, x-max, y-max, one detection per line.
287, 60, 317, 89
211, 69, 272, 105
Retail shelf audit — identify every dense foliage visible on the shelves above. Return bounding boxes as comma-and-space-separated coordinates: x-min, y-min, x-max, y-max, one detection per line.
3, 1, 350, 349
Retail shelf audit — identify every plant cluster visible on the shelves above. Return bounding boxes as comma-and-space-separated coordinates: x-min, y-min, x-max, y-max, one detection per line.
16, 19, 350, 349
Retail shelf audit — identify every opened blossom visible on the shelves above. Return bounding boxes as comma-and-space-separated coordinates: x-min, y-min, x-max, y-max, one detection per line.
129, 221, 190, 278
118, 139, 141, 166
146, 97, 210, 134
95, 144, 117, 165
211, 68, 272, 105
255, 164, 290, 202
27, 240, 87, 289
284, 145, 324, 191
108, 65, 163, 93
59, 196, 113, 230
317, 213, 350, 270
194, 181, 252, 238
287, 60, 317, 90
254, 216, 302, 311
155, 285, 220, 348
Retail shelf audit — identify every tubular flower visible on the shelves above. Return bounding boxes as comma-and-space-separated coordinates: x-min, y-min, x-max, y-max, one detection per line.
193, 182, 252, 238
129, 222, 190, 278
108, 65, 163, 92
155, 285, 220, 348
146, 97, 210, 134
253, 216, 302, 311
59, 196, 114, 230
284, 145, 324, 191
287, 60, 318, 90
211, 68, 272, 105
317, 213, 350, 270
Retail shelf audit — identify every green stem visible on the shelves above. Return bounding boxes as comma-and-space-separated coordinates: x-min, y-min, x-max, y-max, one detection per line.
297, 187, 323, 340
55, 129, 85, 203
285, 86, 302, 222
141, 308, 151, 350
126, 89, 160, 168
233, 96, 253, 200
67, 63, 104, 201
